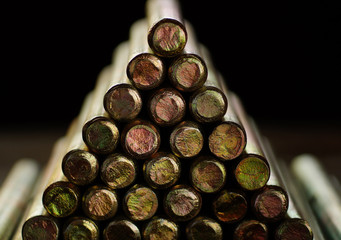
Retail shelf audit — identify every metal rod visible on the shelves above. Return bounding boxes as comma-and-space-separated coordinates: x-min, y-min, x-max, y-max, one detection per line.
233, 219, 268, 240
103, 219, 141, 240
146, 0, 187, 57
168, 22, 207, 92
0, 158, 40, 240
121, 119, 161, 159
104, 42, 142, 122
62, 217, 99, 240
127, 19, 165, 90
143, 152, 181, 189
143, 217, 179, 240
188, 45, 227, 123
186, 217, 223, 240
189, 156, 226, 194
147, 87, 186, 127
82, 65, 119, 155
169, 120, 204, 158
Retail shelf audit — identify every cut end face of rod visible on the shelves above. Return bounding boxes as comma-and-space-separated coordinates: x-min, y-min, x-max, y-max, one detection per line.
62, 149, 99, 186
122, 120, 161, 159
63, 217, 99, 240
275, 218, 313, 240
186, 217, 223, 240
22, 216, 59, 240
144, 152, 181, 189
82, 117, 119, 155
104, 84, 142, 122
212, 190, 248, 223
169, 54, 207, 92
82, 186, 118, 221
101, 153, 137, 189
252, 185, 289, 223
103, 220, 141, 240
143, 218, 179, 240
170, 121, 204, 158
209, 122, 246, 161
164, 185, 202, 222
123, 185, 159, 221
190, 156, 226, 194
149, 88, 186, 127
233, 219, 268, 240
127, 53, 165, 90
43, 181, 80, 218
235, 155, 270, 191
148, 19, 187, 58
190, 87, 227, 123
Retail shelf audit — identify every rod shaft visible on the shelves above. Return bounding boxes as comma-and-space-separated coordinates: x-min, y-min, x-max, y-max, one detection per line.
146, 0, 187, 57
0, 159, 40, 240
127, 19, 165, 90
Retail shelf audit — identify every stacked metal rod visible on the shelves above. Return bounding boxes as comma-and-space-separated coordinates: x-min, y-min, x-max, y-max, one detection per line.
16, 0, 314, 239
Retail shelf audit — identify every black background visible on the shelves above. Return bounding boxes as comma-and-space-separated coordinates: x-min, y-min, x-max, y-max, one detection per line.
2, 1, 340, 129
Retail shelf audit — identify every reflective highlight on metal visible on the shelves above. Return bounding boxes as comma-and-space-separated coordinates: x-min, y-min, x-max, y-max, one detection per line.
164, 185, 202, 222
123, 185, 158, 221
101, 153, 137, 189
190, 156, 226, 194
143, 217, 179, 240
212, 190, 248, 223
143, 152, 181, 189
186, 217, 223, 240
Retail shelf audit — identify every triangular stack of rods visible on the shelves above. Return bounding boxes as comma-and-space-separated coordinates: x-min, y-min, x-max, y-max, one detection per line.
17, 0, 314, 239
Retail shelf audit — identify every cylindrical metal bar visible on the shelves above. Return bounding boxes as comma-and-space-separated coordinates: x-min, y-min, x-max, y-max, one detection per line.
103, 219, 141, 240
248, 120, 315, 240
127, 19, 165, 90
291, 154, 341, 240
148, 88, 186, 127
229, 93, 270, 191
0, 158, 40, 240
164, 184, 202, 222
101, 153, 137, 190
82, 65, 119, 155
143, 217, 179, 240
186, 217, 223, 240
121, 119, 161, 159
62, 93, 99, 186
209, 73, 247, 161
63, 217, 100, 240
104, 42, 142, 122
82, 185, 118, 221
168, 22, 207, 92
123, 185, 159, 221
17, 138, 66, 240
169, 121, 204, 158
143, 152, 181, 189
146, 0, 187, 58
43, 181, 81, 218
188, 46, 227, 123
212, 189, 248, 223
233, 219, 268, 240
251, 185, 289, 223
189, 156, 226, 194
